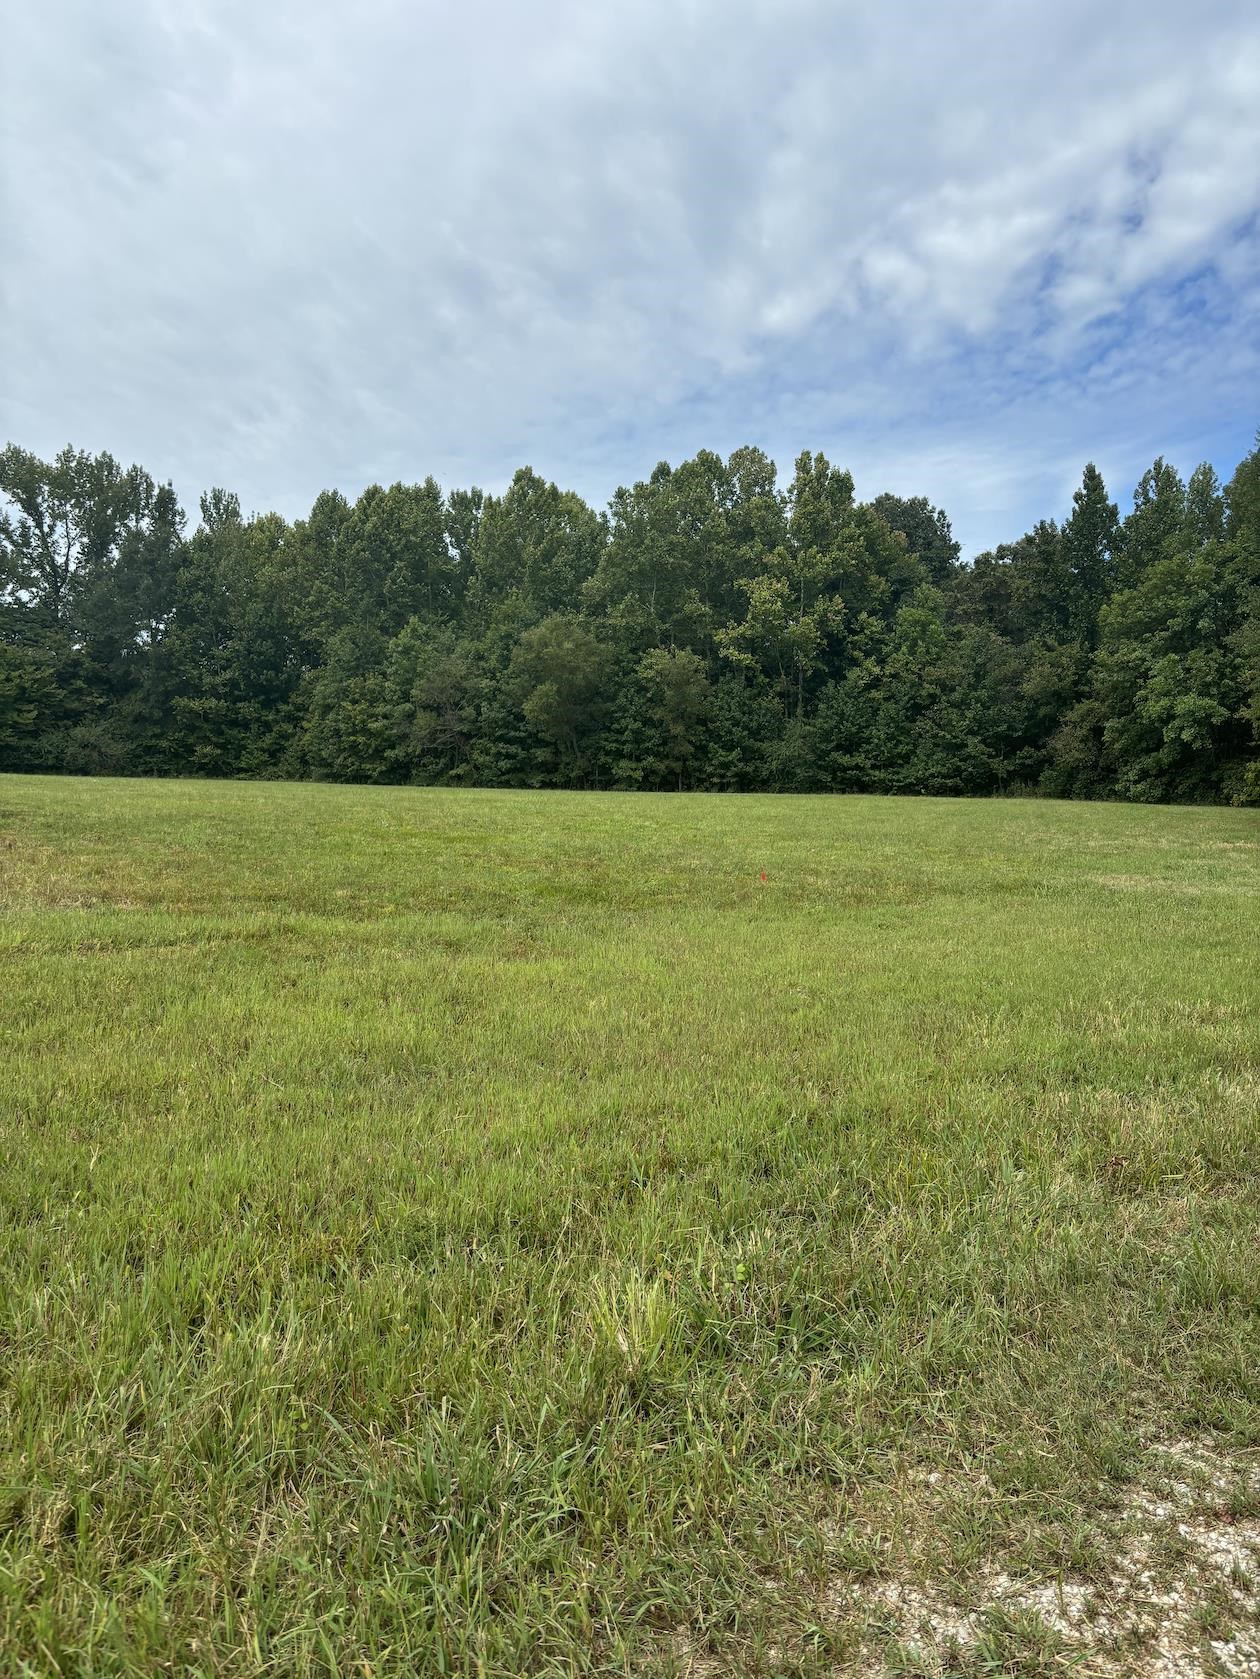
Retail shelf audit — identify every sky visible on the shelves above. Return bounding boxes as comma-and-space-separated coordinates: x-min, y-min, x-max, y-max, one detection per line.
3, 0, 1259, 557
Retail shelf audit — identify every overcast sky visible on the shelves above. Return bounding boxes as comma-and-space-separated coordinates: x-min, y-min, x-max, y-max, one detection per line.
3, 0, 1259, 555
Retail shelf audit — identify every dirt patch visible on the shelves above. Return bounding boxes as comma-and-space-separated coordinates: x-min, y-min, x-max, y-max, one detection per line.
835, 1440, 1260, 1677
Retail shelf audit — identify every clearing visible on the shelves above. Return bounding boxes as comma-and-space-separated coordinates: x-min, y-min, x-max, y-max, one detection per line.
1, 776, 1257, 1676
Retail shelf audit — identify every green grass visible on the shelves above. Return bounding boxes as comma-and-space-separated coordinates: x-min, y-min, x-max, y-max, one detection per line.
1, 775, 1257, 1677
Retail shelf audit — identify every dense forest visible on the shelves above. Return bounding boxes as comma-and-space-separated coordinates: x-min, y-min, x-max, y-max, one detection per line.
2, 434, 1258, 803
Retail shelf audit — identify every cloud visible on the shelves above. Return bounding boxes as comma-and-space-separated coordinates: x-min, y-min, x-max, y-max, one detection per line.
2, 0, 1258, 553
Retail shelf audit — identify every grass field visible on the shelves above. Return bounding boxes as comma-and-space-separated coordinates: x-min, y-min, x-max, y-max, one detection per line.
1, 776, 1258, 1677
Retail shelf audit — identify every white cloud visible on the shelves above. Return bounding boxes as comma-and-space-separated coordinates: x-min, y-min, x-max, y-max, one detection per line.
1, 0, 1257, 552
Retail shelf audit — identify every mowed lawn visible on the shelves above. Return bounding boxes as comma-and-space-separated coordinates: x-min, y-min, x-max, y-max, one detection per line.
1, 776, 1258, 1677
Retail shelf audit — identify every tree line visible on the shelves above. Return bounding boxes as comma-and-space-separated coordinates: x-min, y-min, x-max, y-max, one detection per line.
2, 434, 1258, 803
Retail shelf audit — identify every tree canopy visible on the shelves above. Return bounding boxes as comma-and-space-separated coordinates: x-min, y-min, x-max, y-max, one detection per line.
3, 433, 1258, 803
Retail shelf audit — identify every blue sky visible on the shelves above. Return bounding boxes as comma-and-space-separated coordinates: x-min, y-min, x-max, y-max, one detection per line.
3, 0, 1258, 555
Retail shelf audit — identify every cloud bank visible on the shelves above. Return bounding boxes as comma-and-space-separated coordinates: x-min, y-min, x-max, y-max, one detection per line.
3, 0, 1258, 552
